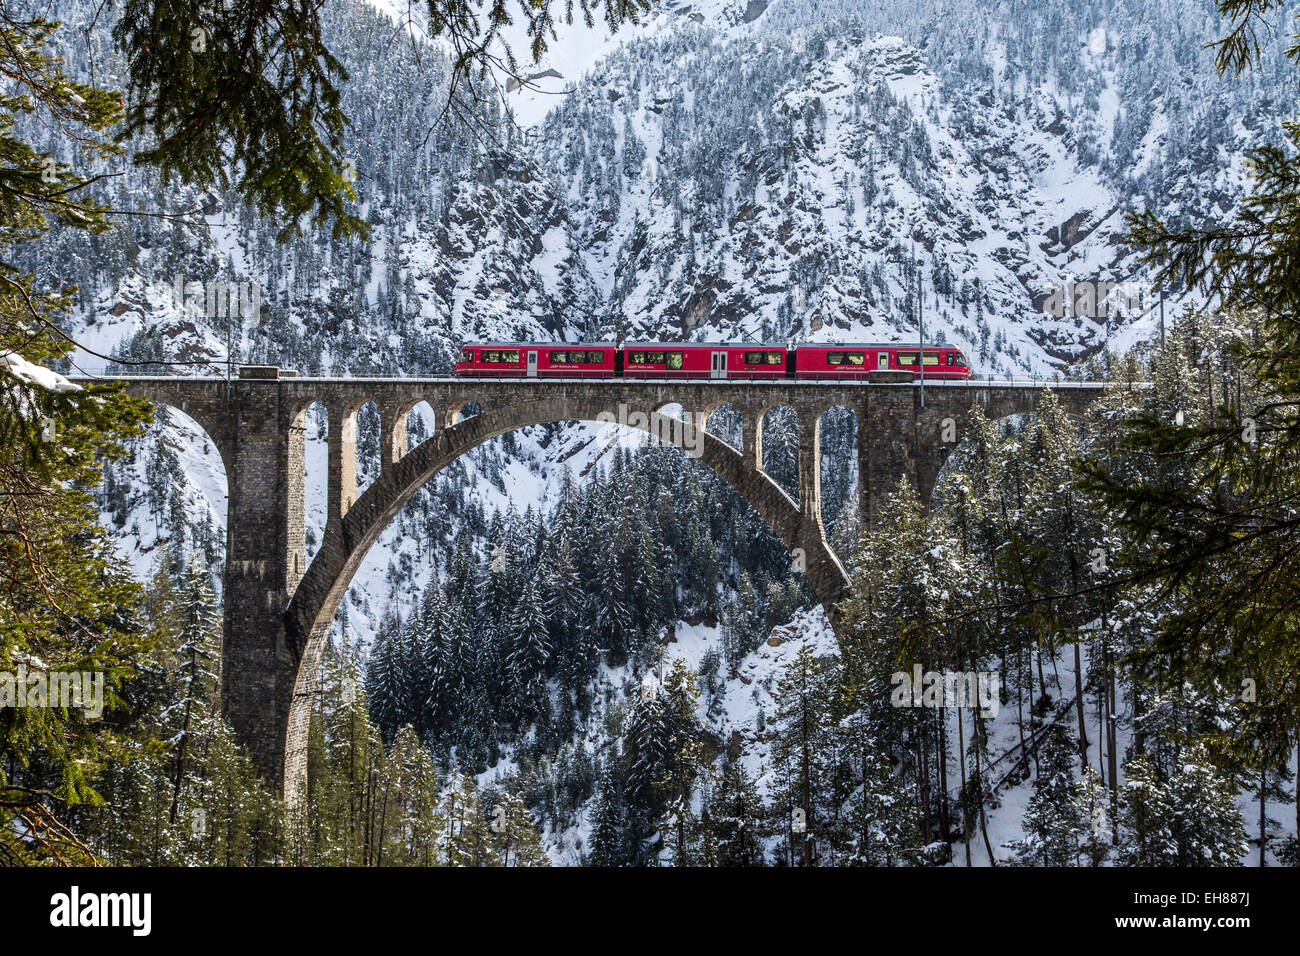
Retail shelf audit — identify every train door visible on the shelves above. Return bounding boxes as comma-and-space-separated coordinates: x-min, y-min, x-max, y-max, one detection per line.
711, 351, 728, 379
526, 350, 538, 377
877, 351, 889, 370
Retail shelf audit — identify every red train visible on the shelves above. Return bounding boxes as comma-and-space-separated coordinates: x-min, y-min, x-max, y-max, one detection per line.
453, 342, 972, 380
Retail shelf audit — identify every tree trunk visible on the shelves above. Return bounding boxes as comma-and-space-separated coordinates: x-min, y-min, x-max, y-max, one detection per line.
957, 706, 970, 867
1259, 768, 1267, 867
918, 713, 933, 845
1074, 641, 1088, 773
937, 706, 951, 839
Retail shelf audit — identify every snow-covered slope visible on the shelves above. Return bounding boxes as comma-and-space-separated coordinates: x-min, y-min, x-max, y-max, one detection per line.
24, 0, 1298, 862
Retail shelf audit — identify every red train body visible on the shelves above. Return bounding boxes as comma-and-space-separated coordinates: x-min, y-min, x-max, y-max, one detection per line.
794, 344, 970, 380
454, 343, 618, 378
622, 343, 787, 379
453, 342, 971, 380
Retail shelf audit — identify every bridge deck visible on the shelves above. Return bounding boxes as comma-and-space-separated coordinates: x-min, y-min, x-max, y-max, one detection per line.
70, 374, 1108, 389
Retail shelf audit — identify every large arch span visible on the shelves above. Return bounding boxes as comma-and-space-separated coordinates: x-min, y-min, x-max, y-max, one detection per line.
82, 372, 1105, 799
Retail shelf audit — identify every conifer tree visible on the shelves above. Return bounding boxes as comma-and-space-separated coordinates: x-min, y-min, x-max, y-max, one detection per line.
709, 761, 766, 866
1073, 767, 1112, 867
587, 763, 634, 867
491, 792, 550, 867
1007, 724, 1082, 866
164, 558, 222, 827
657, 658, 713, 866
767, 645, 835, 866
0, 11, 153, 862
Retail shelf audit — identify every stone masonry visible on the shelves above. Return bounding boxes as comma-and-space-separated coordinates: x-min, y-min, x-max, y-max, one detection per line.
81, 371, 1104, 801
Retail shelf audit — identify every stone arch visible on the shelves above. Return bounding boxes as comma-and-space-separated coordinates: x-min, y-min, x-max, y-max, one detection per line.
445, 398, 482, 427
137, 401, 231, 565
816, 404, 859, 554
702, 401, 742, 452
924, 388, 1093, 504
280, 395, 851, 798
295, 400, 329, 569
355, 400, 382, 496
384, 399, 436, 464
310, 394, 370, 531
99, 375, 1108, 800
756, 402, 800, 504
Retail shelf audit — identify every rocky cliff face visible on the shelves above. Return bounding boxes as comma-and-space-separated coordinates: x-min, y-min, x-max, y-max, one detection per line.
29, 0, 1292, 642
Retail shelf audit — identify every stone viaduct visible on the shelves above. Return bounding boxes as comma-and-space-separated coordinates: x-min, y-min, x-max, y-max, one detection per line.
78, 370, 1103, 800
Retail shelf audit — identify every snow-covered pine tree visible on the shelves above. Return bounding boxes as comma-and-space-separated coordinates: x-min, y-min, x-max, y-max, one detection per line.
1006, 723, 1083, 866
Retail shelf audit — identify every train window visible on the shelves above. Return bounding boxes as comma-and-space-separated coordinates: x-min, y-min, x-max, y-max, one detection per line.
828, 351, 864, 366
586, 351, 604, 364
483, 349, 519, 364
460, 348, 473, 362
744, 351, 782, 365
629, 350, 680, 366
956, 354, 967, 367
550, 350, 568, 363
897, 352, 940, 366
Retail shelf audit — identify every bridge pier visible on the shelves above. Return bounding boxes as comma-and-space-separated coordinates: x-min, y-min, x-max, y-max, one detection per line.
380, 399, 408, 467
217, 384, 305, 792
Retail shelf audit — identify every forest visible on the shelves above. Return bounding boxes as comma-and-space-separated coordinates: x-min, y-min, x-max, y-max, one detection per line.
0, 0, 1298, 873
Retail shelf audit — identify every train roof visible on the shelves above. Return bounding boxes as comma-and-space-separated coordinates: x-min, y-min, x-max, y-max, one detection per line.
622, 342, 962, 349
461, 341, 964, 350
797, 342, 958, 349
625, 341, 779, 348
466, 341, 619, 348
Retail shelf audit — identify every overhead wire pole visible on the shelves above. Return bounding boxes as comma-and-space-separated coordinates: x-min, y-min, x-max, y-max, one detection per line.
1160, 290, 1165, 348
915, 239, 925, 408
227, 291, 234, 397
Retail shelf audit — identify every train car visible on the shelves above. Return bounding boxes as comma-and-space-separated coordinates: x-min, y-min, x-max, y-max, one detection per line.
453, 342, 618, 378
621, 342, 787, 379
453, 341, 972, 380
794, 344, 971, 380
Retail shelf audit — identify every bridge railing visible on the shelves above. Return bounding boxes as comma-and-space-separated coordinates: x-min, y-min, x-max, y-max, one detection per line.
65, 369, 1112, 388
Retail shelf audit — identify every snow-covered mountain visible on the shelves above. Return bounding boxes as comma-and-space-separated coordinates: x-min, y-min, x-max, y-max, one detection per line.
32, 0, 1290, 633
26, 0, 1300, 861
45, 0, 1294, 382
